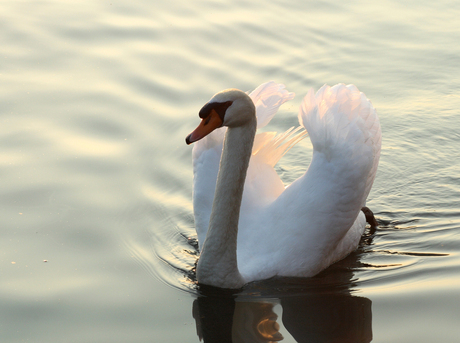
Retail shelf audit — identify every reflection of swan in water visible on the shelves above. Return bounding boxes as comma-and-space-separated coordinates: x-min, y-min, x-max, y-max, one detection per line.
186, 82, 381, 288
232, 301, 284, 342
193, 295, 284, 343
192, 249, 373, 343
192, 283, 372, 343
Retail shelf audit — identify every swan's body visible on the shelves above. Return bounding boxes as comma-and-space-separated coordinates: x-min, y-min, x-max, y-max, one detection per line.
186, 82, 381, 289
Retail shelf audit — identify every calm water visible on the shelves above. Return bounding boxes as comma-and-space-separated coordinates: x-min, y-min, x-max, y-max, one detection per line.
1, 0, 460, 342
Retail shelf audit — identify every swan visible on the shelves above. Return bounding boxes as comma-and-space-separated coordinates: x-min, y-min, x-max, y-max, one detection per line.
186, 82, 381, 289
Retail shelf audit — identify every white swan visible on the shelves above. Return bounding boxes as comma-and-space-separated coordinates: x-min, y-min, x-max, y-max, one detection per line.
186, 82, 381, 289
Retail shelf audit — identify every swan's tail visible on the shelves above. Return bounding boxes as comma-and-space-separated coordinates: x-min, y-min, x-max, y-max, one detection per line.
298, 84, 382, 203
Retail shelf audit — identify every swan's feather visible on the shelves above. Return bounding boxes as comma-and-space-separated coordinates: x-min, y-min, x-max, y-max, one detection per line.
253, 126, 307, 167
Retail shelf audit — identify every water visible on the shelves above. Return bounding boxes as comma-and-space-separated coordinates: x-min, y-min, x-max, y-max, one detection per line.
1, 0, 460, 342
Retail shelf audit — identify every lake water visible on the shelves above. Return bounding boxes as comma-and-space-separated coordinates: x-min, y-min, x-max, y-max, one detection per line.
1, 0, 460, 342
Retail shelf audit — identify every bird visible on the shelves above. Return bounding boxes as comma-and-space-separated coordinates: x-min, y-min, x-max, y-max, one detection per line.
186, 81, 381, 289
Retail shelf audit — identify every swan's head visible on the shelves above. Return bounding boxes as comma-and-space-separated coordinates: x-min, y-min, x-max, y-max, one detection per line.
186, 89, 255, 145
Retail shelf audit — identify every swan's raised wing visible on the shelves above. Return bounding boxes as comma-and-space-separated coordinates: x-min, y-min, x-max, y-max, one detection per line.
249, 81, 295, 129
191, 82, 296, 248
298, 84, 381, 206
243, 84, 381, 278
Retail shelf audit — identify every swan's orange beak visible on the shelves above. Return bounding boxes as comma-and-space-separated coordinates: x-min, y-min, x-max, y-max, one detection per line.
186, 109, 223, 145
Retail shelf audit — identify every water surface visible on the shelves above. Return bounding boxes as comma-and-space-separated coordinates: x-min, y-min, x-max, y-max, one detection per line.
1, 0, 460, 342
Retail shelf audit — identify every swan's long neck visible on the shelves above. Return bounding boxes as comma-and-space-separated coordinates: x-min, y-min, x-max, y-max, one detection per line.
196, 120, 256, 289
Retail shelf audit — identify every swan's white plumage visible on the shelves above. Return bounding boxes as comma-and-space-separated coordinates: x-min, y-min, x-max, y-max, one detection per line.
191, 81, 381, 283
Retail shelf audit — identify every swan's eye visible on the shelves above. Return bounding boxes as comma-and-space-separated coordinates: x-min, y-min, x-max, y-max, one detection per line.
199, 101, 233, 122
